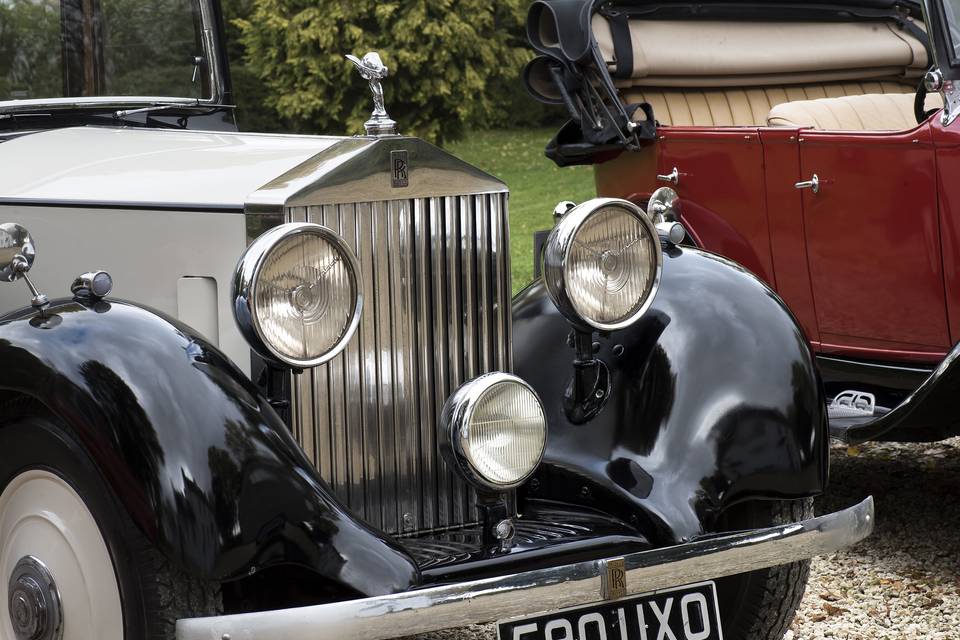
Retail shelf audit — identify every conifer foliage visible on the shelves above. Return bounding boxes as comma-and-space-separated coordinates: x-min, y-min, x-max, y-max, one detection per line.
233, 0, 533, 143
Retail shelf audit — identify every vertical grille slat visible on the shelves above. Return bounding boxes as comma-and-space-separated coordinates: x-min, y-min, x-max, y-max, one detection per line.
372, 200, 397, 532
461, 196, 478, 382
429, 197, 451, 529
413, 198, 438, 531
339, 204, 365, 512
357, 201, 382, 531
490, 194, 507, 372
395, 198, 420, 533
476, 195, 493, 374
446, 197, 464, 393
293, 191, 510, 534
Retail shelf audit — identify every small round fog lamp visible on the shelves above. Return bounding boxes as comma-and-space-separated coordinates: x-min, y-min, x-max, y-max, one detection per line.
439, 373, 547, 491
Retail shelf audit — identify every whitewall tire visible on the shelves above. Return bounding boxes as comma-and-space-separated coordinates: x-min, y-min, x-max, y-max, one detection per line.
0, 470, 123, 640
0, 403, 221, 640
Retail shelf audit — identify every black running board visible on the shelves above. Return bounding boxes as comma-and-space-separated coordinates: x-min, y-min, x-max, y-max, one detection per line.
827, 342, 960, 444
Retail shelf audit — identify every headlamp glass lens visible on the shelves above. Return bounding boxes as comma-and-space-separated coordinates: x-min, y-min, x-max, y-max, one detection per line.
565, 206, 658, 326
254, 230, 359, 362
462, 380, 547, 487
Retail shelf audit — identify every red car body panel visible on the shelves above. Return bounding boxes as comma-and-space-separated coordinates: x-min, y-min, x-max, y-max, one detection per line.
595, 117, 958, 365
933, 121, 960, 349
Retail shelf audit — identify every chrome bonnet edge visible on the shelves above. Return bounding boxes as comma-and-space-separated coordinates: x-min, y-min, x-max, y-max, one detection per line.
176, 497, 874, 640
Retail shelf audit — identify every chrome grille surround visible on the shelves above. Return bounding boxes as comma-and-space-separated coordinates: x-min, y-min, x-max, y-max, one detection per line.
285, 191, 512, 535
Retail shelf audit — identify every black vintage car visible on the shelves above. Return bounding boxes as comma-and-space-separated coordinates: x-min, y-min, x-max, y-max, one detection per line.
0, 2, 870, 640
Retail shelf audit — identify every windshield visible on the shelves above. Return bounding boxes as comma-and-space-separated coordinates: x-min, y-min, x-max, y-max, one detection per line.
0, 0, 212, 104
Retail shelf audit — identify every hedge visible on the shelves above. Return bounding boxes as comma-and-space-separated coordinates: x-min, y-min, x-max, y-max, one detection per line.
224, 0, 556, 142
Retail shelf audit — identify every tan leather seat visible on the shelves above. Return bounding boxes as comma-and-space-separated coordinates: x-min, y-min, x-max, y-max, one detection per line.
623, 81, 914, 127
766, 92, 943, 130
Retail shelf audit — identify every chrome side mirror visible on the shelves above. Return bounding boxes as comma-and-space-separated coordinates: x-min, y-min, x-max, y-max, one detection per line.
0, 223, 48, 308
647, 187, 686, 245
0, 223, 36, 283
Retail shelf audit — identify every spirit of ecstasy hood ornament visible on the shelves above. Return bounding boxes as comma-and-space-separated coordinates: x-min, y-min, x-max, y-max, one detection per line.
346, 52, 398, 136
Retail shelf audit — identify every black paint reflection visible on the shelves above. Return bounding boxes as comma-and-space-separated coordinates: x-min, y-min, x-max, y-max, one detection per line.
0, 299, 419, 595
513, 245, 827, 545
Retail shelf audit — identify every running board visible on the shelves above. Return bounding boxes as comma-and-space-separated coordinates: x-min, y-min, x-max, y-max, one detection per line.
827, 342, 960, 444
828, 390, 890, 440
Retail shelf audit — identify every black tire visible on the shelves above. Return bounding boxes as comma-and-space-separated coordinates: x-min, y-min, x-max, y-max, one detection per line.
0, 402, 221, 640
714, 499, 813, 640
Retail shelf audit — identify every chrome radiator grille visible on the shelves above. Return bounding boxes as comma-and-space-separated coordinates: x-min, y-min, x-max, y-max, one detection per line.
287, 192, 512, 535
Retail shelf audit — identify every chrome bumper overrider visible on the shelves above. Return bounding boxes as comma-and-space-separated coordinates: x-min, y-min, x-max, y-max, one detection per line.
177, 497, 874, 640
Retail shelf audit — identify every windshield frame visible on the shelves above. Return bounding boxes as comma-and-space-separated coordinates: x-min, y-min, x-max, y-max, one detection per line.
943, 0, 960, 66
0, 0, 227, 113
924, 0, 960, 70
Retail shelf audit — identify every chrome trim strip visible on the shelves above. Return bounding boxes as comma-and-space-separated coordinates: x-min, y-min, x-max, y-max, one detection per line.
0, 95, 216, 112
197, 0, 225, 105
0, 198, 244, 213
177, 498, 875, 640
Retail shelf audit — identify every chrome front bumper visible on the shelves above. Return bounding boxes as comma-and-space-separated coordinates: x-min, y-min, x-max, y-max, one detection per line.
177, 497, 874, 640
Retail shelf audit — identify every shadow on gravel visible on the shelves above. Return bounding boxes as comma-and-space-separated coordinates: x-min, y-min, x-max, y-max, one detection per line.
818, 439, 960, 580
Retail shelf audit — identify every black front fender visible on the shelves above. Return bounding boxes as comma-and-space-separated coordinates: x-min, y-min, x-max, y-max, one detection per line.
0, 299, 419, 594
514, 245, 828, 544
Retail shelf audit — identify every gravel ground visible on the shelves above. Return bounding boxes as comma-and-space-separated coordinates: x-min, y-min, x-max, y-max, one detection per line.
412, 438, 960, 640
788, 437, 960, 639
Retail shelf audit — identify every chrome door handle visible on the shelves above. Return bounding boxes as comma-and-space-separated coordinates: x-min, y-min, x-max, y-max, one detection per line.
657, 167, 680, 185
794, 174, 820, 194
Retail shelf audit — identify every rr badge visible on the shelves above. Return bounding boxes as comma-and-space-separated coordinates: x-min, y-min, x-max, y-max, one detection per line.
600, 557, 627, 600
391, 150, 409, 188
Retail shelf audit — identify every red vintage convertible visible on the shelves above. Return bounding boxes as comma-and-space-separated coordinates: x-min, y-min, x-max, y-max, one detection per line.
526, 0, 960, 443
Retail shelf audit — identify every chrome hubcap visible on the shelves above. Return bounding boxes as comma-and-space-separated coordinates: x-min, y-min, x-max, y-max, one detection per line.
7, 558, 61, 640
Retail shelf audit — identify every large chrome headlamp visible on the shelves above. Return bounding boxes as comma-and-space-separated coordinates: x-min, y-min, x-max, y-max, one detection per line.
233, 223, 362, 368
439, 373, 547, 491
543, 198, 662, 331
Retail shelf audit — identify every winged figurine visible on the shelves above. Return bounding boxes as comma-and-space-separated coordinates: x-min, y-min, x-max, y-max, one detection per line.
346, 52, 397, 135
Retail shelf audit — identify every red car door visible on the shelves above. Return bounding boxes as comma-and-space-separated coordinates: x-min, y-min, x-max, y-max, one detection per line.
656, 129, 774, 284
796, 126, 949, 360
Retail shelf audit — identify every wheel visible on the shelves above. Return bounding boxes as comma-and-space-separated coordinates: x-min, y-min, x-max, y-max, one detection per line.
714, 499, 813, 640
0, 404, 221, 640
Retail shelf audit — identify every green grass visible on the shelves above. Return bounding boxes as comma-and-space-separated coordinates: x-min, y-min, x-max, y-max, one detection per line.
446, 128, 597, 293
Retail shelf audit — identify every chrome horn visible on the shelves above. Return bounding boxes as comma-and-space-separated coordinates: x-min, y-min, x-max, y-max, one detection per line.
647, 187, 686, 246
0, 223, 48, 309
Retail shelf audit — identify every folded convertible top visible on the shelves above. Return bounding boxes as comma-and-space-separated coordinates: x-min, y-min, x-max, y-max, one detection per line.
525, 0, 927, 165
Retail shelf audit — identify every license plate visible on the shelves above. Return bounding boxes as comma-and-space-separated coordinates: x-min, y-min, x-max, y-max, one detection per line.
497, 581, 722, 640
